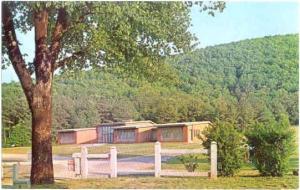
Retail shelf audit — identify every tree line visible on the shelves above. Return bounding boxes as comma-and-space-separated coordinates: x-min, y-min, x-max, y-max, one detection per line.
2, 34, 298, 147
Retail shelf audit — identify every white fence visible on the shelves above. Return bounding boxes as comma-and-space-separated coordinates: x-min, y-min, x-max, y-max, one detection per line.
155, 141, 217, 178
74, 142, 217, 179
72, 146, 117, 178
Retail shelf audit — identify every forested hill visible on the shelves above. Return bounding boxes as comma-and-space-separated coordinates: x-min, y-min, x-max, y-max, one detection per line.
170, 34, 298, 126
2, 34, 298, 145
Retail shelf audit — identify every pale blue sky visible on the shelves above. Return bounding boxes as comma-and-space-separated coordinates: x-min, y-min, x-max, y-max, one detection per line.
2, 1, 299, 83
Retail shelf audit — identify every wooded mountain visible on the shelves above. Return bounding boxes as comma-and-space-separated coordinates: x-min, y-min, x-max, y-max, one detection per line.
2, 34, 298, 146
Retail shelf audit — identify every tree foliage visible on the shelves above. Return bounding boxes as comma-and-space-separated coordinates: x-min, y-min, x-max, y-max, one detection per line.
2, 34, 298, 145
2, 1, 225, 184
171, 34, 298, 127
246, 116, 296, 176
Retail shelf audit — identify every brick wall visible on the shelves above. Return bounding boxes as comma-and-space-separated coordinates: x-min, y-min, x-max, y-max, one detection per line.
137, 127, 154, 143
113, 128, 138, 143
58, 132, 76, 144
156, 126, 188, 142
75, 129, 98, 144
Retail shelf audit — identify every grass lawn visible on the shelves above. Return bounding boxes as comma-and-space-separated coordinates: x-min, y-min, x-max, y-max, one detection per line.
2, 142, 203, 158
20, 175, 296, 189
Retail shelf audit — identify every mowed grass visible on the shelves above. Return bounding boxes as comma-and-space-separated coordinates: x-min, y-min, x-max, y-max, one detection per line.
24, 175, 298, 189
2, 142, 203, 158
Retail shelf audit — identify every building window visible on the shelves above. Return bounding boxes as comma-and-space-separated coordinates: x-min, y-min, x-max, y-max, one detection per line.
162, 127, 183, 141
118, 129, 136, 142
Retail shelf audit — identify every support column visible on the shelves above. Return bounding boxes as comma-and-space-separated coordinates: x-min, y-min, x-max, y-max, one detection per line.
155, 141, 161, 177
81, 146, 88, 179
110, 146, 117, 178
210, 141, 217, 179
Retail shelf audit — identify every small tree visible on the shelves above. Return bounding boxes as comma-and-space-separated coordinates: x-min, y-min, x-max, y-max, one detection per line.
178, 154, 201, 172
246, 116, 295, 176
202, 121, 246, 176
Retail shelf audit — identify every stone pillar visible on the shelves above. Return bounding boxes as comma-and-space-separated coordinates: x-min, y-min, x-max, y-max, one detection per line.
110, 146, 117, 178
81, 146, 88, 178
155, 141, 161, 177
210, 141, 217, 179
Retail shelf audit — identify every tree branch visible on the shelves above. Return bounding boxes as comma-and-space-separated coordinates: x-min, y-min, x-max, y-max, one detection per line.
50, 8, 68, 67
2, 3, 33, 103
54, 51, 85, 70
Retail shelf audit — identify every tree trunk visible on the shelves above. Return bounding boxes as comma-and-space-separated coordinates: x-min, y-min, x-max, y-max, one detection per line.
30, 81, 54, 184
3, 3, 67, 185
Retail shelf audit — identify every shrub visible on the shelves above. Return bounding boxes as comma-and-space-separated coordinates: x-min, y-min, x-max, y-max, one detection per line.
202, 121, 246, 176
178, 154, 201, 172
5, 122, 31, 147
246, 118, 295, 176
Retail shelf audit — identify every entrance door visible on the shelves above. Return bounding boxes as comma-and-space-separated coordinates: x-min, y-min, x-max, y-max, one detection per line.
98, 126, 114, 143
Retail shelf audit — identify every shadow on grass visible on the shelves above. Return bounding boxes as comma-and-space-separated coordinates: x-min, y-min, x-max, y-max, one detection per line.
31, 181, 69, 189
2, 181, 69, 189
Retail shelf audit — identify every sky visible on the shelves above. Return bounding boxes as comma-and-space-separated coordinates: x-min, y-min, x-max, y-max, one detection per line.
1, 1, 299, 83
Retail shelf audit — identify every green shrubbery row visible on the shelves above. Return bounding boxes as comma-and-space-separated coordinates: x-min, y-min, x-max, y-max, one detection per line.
200, 118, 295, 177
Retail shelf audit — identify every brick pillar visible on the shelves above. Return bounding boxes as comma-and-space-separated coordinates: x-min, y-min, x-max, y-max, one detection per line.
182, 126, 189, 143
156, 128, 162, 142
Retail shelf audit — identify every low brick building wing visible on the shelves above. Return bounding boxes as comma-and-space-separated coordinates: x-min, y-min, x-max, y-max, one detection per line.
97, 120, 156, 143
155, 121, 212, 143
57, 120, 212, 144
113, 125, 156, 143
57, 128, 97, 144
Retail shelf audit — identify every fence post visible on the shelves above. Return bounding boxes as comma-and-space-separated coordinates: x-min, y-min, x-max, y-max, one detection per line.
74, 156, 81, 176
210, 141, 217, 179
27, 151, 32, 162
12, 164, 18, 182
110, 146, 117, 178
155, 141, 161, 177
81, 146, 88, 178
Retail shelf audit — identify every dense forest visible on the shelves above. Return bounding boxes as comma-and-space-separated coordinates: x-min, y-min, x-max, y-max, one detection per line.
2, 34, 298, 146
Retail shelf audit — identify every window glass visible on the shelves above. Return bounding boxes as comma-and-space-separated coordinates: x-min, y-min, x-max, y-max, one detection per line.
119, 129, 135, 142
162, 127, 183, 141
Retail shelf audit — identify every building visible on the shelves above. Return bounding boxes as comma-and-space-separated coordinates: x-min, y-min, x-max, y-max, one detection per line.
57, 128, 97, 144
113, 122, 156, 143
57, 120, 212, 144
96, 121, 155, 143
154, 121, 212, 143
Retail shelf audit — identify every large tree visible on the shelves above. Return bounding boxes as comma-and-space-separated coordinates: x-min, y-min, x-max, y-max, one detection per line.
2, 1, 225, 184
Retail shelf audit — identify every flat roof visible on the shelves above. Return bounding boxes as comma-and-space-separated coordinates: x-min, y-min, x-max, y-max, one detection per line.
97, 120, 156, 127
113, 125, 156, 130
155, 121, 212, 128
58, 127, 96, 133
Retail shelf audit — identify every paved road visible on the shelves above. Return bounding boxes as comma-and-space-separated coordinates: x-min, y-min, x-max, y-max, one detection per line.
3, 154, 174, 178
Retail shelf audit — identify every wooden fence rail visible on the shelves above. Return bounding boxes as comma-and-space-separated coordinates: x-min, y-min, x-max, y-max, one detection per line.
73, 142, 217, 179
72, 146, 117, 178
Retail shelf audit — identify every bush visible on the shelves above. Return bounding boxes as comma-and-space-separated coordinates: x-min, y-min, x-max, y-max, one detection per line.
246, 119, 295, 176
178, 154, 201, 172
202, 121, 246, 176
5, 122, 31, 147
